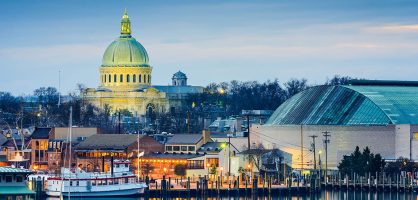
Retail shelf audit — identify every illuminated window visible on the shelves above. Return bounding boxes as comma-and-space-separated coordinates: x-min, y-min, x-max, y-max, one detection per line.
206, 158, 219, 167
120, 74, 123, 82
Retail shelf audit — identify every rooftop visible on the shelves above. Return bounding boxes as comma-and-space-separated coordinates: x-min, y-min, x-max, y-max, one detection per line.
266, 81, 418, 125
31, 127, 51, 139
166, 134, 202, 145
0, 166, 33, 174
76, 134, 142, 151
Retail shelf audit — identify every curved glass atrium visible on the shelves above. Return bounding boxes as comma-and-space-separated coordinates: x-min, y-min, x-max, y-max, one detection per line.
266, 82, 418, 126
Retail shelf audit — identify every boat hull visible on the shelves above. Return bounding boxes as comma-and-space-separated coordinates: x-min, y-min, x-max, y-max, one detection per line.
46, 187, 145, 197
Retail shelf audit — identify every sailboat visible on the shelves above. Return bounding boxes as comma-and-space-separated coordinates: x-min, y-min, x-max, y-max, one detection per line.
45, 107, 147, 197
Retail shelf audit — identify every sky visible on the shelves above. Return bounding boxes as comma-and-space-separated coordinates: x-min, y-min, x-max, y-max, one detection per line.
1, 0, 418, 95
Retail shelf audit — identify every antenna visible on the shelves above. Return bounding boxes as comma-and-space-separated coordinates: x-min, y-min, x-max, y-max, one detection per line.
58, 70, 61, 107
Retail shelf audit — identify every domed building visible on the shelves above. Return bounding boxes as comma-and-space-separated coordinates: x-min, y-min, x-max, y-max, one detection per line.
83, 10, 203, 116
252, 80, 418, 169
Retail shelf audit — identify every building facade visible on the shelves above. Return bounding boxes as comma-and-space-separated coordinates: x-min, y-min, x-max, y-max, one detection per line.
83, 10, 203, 116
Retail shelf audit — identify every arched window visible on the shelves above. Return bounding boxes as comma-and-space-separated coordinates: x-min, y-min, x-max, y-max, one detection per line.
133, 74, 136, 82
127, 74, 130, 83
108, 74, 111, 83
120, 74, 123, 82
114, 74, 117, 82
139, 74, 142, 83
148, 75, 151, 83
144, 74, 147, 83
104, 75, 106, 83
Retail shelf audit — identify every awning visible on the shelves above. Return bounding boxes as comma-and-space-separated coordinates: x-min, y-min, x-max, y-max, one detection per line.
0, 186, 36, 195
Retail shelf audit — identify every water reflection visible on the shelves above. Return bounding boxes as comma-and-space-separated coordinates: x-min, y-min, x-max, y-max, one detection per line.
44, 190, 418, 200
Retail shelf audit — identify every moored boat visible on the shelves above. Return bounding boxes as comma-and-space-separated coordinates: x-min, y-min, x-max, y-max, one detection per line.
46, 160, 147, 197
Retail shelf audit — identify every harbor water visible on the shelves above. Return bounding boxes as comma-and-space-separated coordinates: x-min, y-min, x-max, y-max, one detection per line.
40, 190, 418, 200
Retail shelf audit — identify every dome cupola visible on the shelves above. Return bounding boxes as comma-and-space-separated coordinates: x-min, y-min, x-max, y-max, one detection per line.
99, 10, 153, 91
101, 9, 150, 68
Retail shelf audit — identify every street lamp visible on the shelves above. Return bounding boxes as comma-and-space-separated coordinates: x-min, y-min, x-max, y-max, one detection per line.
163, 167, 167, 176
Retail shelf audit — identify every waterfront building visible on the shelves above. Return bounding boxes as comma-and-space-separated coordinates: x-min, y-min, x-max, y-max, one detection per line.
164, 132, 211, 154
75, 134, 164, 173
30, 127, 98, 170
141, 131, 238, 178
83, 10, 203, 116
0, 167, 35, 198
253, 80, 418, 169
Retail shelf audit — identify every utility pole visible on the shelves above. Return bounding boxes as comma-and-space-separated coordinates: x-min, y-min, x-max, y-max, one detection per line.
118, 112, 121, 134
322, 131, 331, 182
300, 125, 303, 172
247, 115, 250, 150
187, 111, 190, 133
309, 135, 318, 170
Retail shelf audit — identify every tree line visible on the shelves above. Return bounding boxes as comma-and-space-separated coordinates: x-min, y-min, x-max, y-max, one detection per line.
0, 75, 354, 133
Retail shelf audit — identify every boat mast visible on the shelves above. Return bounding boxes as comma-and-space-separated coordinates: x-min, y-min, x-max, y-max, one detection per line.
68, 106, 72, 199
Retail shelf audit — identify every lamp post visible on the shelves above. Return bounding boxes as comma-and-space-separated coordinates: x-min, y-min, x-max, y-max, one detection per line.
247, 164, 252, 184
220, 166, 224, 186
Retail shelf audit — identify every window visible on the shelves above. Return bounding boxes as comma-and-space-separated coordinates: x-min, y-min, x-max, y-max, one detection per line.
120, 74, 123, 82
139, 74, 142, 83
166, 146, 172, 151
127, 74, 130, 82
133, 74, 136, 82
5, 175, 12, 182
16, 176, 23, 182
148, 75, 151, 83
173, 146, 180, 151
109, 74, 111, 83
188, 146, 195, 151
206, 158, 219, 167
181, 146, 187, 151
114, 74, 117, 82
144, 74, 147, 83
187, 160, 204, 169
104, 74, 107, 82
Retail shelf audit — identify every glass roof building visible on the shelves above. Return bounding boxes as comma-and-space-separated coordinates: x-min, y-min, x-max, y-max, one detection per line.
255, 80, 418, 169
266, 81, 418, 126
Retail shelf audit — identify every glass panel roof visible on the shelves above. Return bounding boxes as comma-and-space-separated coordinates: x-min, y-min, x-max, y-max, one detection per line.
266, 85, 397, 125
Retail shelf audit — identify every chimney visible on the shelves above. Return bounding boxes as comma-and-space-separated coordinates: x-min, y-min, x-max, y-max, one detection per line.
202, 129, 211, 144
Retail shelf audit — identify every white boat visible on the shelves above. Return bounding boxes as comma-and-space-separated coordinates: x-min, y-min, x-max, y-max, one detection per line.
46, 160, 147, 197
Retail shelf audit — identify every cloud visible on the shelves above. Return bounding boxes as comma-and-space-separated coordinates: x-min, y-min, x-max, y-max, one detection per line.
335, 43, 381, 49
366, 24, 418, 33
0, 43, 105, 66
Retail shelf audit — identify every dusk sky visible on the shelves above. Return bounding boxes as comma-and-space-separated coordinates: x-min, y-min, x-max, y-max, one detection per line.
1, 0, 418, 95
